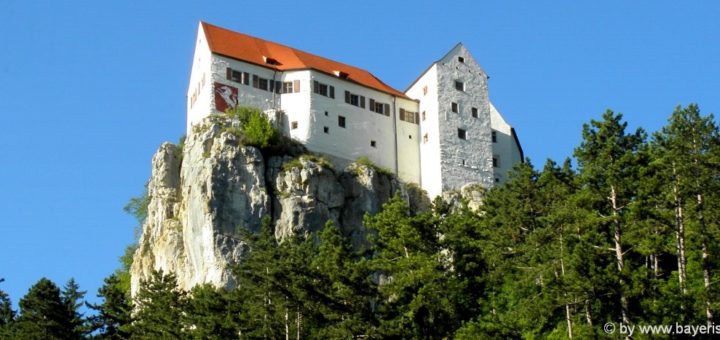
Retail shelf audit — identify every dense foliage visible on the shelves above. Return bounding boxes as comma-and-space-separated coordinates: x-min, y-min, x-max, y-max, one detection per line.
3, 104, 719, 338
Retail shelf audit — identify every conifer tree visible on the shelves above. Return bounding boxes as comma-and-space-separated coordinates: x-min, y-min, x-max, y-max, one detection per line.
574, 110, 647, 326
0, 278, 15, 337
88, 273, 132, 339
61, 278, 89, 339
14, 278, 76, 339
653, 104, 720, 323
365, 194, 456, 338
309, 221, 378, 338
130, 270, 186, 338
184, 284, 242, 339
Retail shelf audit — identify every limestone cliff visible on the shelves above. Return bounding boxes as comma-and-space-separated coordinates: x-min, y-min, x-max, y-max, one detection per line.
130, 117, 443, 295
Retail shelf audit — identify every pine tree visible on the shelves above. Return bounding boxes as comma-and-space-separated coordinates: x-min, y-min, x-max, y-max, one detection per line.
61, 278, 89, 339
232, 216, 286, 339
13, 277, 76, 339
184, 284, 242, 339
88, 273, 132, 339
130, 270, 186, 339
365, 194, 456, 338
653, 104, 720, 323
309, 221, 378, 338
0, 278, 15, 337
574, 110, 647, 327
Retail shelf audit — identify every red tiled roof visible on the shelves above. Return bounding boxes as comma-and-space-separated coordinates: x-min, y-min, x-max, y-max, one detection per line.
201, 22, 408, 99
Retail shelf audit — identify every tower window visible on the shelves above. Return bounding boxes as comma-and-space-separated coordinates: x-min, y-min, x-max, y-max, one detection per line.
458, 56, 465, 63
291, 121, 298, 130
423, 86, 428, 95
323, 126, 329, 134
338, 116, 346, 128
422, 111, 426, 121
492, 131, 497, 143
493, 156, 500, 168
451, 102, 458, 113
455, 81, 464, 91
458, 128, 467, 140
423, 133, 429, 143
370, 140, 376, 148
471, 107, 478, 118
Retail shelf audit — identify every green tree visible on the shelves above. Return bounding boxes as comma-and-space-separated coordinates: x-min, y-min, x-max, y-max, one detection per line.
130, 270, 186, 339
574, 110, 647, 326
13, 278, 75, 339
88, 274, 132, 339
61, 278, 89, 339
309, 221, 378, 338
365, 194, 456, 338
0, 278, 15, 337
653, 104, 720, 323
184, 285, 242, 339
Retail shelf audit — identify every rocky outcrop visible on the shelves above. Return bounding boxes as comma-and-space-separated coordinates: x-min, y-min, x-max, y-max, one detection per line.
130, 118, 432, 294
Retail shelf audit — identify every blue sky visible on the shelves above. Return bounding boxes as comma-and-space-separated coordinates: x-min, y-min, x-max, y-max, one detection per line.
1, 1, 718, 306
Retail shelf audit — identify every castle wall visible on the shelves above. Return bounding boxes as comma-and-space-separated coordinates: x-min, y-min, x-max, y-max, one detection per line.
406, 65, 443, 198
186, 24, 213, 133
490, 102, 523, 183
303, 71, 413, 181
394, 96, 421, 184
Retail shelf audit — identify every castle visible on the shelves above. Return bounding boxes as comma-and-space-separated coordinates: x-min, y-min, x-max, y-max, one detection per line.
187, 22, 523, 199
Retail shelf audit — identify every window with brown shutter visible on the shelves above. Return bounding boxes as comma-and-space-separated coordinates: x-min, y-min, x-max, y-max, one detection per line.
415, 112, 420, 123
399, 108, 405, 121
360, 96, 365, 109
369, 98, 375, 111
226, 68, 232, 80
329, 86, 335, 98
384, 104, 390, 116
293, 80, 300, 92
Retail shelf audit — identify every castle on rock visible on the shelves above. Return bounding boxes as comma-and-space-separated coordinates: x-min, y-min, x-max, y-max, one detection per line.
187, 22, 523, 199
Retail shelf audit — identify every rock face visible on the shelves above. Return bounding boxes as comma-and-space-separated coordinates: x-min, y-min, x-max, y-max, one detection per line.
131, 118, 434, 294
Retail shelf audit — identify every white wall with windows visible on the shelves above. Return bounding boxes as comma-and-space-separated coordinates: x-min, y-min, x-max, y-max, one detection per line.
406, 65, 443, 199
187, 26, 521, 199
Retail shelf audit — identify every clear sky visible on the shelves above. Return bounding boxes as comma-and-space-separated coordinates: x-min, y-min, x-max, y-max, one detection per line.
1, 1, 718, 307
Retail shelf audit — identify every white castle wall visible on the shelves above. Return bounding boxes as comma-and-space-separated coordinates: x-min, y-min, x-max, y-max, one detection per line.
186, 25, 213, 133
187, 25, 521, 199
490, 102, 523, 183
406, 65, 443, 198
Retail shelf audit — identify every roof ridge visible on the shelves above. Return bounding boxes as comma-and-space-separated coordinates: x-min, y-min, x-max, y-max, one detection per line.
200, 21, 408, 98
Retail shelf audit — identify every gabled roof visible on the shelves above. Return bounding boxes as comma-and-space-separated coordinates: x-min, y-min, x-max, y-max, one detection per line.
201, 22, 408, 99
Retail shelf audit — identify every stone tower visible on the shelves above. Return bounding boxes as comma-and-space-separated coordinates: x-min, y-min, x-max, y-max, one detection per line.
406, 44, 495, 199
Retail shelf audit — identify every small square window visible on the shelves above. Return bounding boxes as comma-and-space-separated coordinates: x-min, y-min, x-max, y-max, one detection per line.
455, 81, 464, 91
291, 121, 298, 130
495, 177, 500, 183
458, 56, 465, 63
471, 107, 478, 118
408, 135, 412, 139
323, 126, 329, 134
338, 116, 346, 128
491, 131, 497, 143
451, 102, 458, 113
325, 111, 329, 116
370, 140, 376, 147
458, 128, 466, 140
